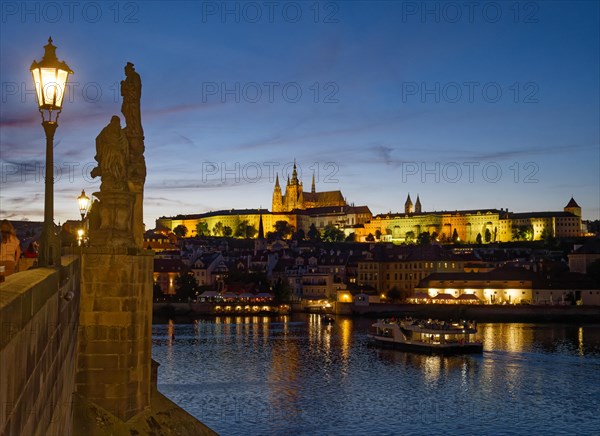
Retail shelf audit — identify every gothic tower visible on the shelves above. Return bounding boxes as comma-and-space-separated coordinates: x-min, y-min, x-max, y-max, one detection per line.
405, 193, 413, 214
311, 171, 316, 194
272, 174, 283, 212
284, 161, 303, 211
255, 211, 267, 253
415, 195, 422, 214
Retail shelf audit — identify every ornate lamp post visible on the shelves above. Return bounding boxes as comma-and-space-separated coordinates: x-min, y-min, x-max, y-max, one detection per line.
30, 37, 73, 267
77, 189, 90, 245
77, 189, 90, 220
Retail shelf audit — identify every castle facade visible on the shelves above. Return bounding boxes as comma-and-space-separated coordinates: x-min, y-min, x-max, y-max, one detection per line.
359, 195, 583, 243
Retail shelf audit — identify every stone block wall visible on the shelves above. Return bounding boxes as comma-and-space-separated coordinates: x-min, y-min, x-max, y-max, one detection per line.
0, 255, 80, 436
77, 248, 153, 421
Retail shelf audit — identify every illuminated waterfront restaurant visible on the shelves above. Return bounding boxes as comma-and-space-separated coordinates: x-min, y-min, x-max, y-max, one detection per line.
415, 268, 534, 304
194, 291, 289, 315
415, 266, 600, 305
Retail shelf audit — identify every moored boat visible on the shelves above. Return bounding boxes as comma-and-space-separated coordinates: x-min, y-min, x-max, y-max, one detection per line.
368, 318, 483, 355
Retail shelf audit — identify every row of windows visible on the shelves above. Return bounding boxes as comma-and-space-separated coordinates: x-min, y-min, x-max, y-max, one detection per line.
359, 262, 456, 270
359, 272, 425, 281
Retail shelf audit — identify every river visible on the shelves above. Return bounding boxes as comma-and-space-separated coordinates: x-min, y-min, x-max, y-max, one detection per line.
152, 315, 600, 435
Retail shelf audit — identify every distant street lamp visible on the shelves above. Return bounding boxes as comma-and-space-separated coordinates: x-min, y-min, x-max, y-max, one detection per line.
77, 189, 90, 220
77, 189, 90, 246
30, 37, 73, 267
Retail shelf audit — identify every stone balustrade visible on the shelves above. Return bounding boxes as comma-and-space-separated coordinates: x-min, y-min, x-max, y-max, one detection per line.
0, 256, 80, 436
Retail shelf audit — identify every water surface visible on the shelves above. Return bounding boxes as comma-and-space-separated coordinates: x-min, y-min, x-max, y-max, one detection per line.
153, 315, 600, 435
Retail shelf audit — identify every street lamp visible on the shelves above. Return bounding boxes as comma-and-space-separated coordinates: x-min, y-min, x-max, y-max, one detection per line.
77, 189, 90, 220
77, 189, 90, 246
31, 37, 73, 267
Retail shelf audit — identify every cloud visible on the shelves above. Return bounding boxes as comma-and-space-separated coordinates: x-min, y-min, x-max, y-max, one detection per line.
456, 143, 597, 162
0, 113, 39, 128
372, 145, 394, 165
230, 111, 422, 153
144, 102, 223, 119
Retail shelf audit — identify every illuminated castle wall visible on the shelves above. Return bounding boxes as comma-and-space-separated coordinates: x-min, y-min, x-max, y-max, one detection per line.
156, 189, 583, 243
358, 195, 583, 243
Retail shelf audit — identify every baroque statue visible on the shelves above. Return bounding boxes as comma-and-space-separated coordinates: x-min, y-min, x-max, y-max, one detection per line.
88, 62, 147, 248
121, 62, 143, 138
91, 115, 129, 191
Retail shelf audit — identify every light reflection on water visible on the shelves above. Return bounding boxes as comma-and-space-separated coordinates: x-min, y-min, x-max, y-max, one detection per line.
152, 315, 600, 435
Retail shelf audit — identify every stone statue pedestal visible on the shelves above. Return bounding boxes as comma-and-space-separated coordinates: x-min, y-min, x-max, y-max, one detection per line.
89, 191, 136, 248
77, 247, 154, 421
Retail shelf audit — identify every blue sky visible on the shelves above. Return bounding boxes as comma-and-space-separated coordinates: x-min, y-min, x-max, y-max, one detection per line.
1, 1, 599, 226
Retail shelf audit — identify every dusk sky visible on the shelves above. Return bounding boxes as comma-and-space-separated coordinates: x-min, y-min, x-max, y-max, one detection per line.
1, 1, 599, 227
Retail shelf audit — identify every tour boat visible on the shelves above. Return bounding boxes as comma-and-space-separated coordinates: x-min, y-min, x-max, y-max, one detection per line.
369, 318, 483, 354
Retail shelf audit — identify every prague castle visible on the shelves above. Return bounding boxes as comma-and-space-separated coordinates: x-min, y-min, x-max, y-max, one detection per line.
362, 195, 582, 244
156, 171, 584, 242
272, 162, 346, 212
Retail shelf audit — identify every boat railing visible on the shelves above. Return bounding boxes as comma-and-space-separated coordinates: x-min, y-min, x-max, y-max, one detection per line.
377, 318, 477, 332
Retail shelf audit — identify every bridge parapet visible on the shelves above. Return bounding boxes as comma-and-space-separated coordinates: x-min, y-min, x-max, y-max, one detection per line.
0, 255, 80, 436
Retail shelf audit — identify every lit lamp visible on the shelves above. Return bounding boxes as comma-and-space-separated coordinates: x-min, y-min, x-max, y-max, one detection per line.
77, 189, 90, 246
77, 189, 90, 220
77, 228, 85, 246
31, 37, 73, 267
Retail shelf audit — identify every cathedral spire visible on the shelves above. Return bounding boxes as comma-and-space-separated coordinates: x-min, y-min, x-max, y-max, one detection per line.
311, 171, 316, 193
291, 159, 299, 185
254, 210, 267, 254
415, 195, 422, 214
405, 193, 413, 214
272, 174, 283, 212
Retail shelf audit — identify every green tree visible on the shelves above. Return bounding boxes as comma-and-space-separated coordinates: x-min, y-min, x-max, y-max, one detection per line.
173, 224, 188, 238
322, 224, 345, 242
175, 271, 199, 301
366, 233, 375, 242
512, 224, 533, 241
234, 219, 247, 238
484, 228, 492, 243
273, 220, 294, 239
523, 225, 533, 241
405, 231, 415, 243
212, 221, 224, 236
375, 229, 382, 240
307, 224, 321, 242
293, 228, 306, 241
345, 232, 355, 242
223, 226, 233, 237
196, 221, 210, 236
246, 225, 258, 239
431, 231, 439, 241
417, 231, 431, 245
476, 233, 483, 245
540, 226, 557, 247
234, 219, 257, 238
451, 228, 459, 243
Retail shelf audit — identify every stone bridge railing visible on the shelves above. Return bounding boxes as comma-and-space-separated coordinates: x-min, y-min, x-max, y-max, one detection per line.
0, 255, 80, 436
